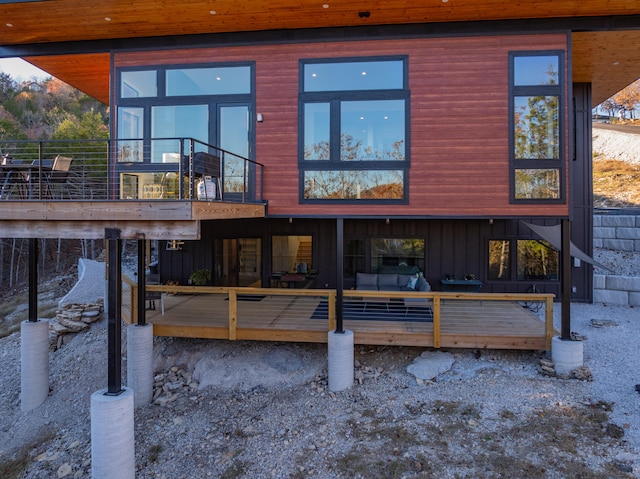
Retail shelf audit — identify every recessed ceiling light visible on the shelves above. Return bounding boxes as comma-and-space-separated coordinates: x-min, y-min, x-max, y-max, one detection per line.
6, 23, 13, 27
613, 61, 620, 65
322, 4, 329, 8
442, 0, 449, 3
104, 17, 111, 21
210, 10, 216, 15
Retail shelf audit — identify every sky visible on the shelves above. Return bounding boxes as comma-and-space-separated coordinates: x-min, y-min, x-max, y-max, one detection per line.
0, 57, 48, 81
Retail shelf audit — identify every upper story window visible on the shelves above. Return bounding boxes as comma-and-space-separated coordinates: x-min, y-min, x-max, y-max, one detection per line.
509, 51, 564, 202
116, 64, 253, 164
166, 66, 251, 96
299, 57, 409, 202
121, 71, 157, 98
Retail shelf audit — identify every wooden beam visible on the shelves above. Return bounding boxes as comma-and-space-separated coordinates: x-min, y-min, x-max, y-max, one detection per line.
191, 201, 266, 219
0, 220, 201, 239
0, 201, 193, 221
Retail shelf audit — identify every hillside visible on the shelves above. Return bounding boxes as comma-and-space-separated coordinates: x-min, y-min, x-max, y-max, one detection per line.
593, 124, 640, 208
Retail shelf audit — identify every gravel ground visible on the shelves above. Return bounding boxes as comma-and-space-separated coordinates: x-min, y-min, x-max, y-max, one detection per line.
1, 249, 639, 478
593, 124, 640, 165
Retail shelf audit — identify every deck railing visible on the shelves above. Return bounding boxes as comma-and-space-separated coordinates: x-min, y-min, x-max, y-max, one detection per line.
0, 138, 264, 203
123, 280, 555, 350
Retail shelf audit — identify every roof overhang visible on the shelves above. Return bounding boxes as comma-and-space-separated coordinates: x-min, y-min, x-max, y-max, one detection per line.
1, 1, 640, 106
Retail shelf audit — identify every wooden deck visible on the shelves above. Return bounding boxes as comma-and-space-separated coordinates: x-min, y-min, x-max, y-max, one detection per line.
123, 283, 556, 351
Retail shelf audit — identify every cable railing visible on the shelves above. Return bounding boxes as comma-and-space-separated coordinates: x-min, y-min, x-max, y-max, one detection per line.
121, 280, 556, 350
0, 138, 264, 203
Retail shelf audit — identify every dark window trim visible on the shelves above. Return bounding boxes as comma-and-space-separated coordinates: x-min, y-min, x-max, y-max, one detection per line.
299, 55, 410, 204
486, 237, 560, 283
508, 50, 566, 204
117, 61, 255, 101
114, 61, 255, 172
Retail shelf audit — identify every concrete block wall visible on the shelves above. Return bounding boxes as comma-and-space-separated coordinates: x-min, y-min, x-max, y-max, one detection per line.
593, 213, 640, 305
593, 213, 640, 252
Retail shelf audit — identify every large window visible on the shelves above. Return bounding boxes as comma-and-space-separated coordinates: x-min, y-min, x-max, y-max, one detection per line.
344, 238, 424, 277
115, 63, 253, 199
488, 239, 558, 281
300, 57, 409, 202
509, 51, 564, 202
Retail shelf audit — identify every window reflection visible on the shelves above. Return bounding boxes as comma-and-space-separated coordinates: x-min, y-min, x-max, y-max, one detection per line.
344, 239, 364, 277
117, 107, 144, 162
370, 238, 425, 274
514, 55, 559, 86
272, 236, 313, 273
304, 103, 330, 161
514, 96, 559, 160
488, 240, 510, 280
304, 170, 403, 199
303, 61, 403, 92
517, 240, 558, 280
514, 168, 560, 199
151, 105, 208, 163
166, 66, 251, 96
341, 100, 405, 161
121, 71, 157, 98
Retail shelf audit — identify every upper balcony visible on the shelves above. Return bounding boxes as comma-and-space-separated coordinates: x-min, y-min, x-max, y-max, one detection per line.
0, 138, 266, 240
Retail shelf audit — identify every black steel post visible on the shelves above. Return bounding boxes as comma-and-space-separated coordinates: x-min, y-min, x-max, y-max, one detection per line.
28, 238, 38, 322
335, 218, 344, 334
106, 228, 123, 395
137, 238, 146, 326
561, 218, 572, 340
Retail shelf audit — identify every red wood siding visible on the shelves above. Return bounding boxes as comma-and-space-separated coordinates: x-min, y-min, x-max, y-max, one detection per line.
114, 33, 569, 218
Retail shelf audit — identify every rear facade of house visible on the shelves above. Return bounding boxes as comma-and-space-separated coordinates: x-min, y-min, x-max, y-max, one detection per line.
111, 27, 591, 300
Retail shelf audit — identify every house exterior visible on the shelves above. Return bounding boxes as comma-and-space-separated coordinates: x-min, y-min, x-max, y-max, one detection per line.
2, 3, 640, 305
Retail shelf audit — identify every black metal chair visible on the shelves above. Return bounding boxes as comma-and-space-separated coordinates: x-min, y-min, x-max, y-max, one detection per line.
0, 156, 29, 199
44, 155, 73, 199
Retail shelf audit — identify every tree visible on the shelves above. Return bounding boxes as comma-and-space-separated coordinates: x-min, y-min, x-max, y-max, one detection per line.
0, 72, 16, 104
597, 78, 640, 121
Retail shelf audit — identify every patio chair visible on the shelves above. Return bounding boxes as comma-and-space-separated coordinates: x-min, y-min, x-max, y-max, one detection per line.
44, 155, 73, 199
0, 156, 29, 199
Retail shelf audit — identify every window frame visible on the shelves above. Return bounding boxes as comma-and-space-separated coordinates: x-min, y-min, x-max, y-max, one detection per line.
115, 62, 255, 167
508, 50, 565, 204
298, 56, 410, 204
487, 237, 559, 282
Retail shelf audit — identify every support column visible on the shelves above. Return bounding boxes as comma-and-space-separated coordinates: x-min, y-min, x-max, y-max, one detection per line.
328, 218, 353, 391
328, 329, 354, 391
560, 218, 572, 340
552, 218, 583, 375
91, 387, 135, 479
91, 228, 135, 478
20, 319, 49, 411
21, 238, 49, 411
127, 323, 154, 407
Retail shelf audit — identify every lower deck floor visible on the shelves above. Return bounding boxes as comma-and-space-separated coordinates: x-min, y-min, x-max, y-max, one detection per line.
130, 286, 556, 351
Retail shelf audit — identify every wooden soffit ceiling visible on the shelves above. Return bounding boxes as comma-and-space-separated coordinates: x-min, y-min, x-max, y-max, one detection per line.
1, 0, 640, 106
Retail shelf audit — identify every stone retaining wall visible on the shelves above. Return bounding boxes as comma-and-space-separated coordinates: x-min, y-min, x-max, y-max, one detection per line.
593, 213, 640, 306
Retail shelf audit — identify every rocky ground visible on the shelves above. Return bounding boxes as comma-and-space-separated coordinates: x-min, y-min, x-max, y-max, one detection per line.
1, 247, 639, 479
